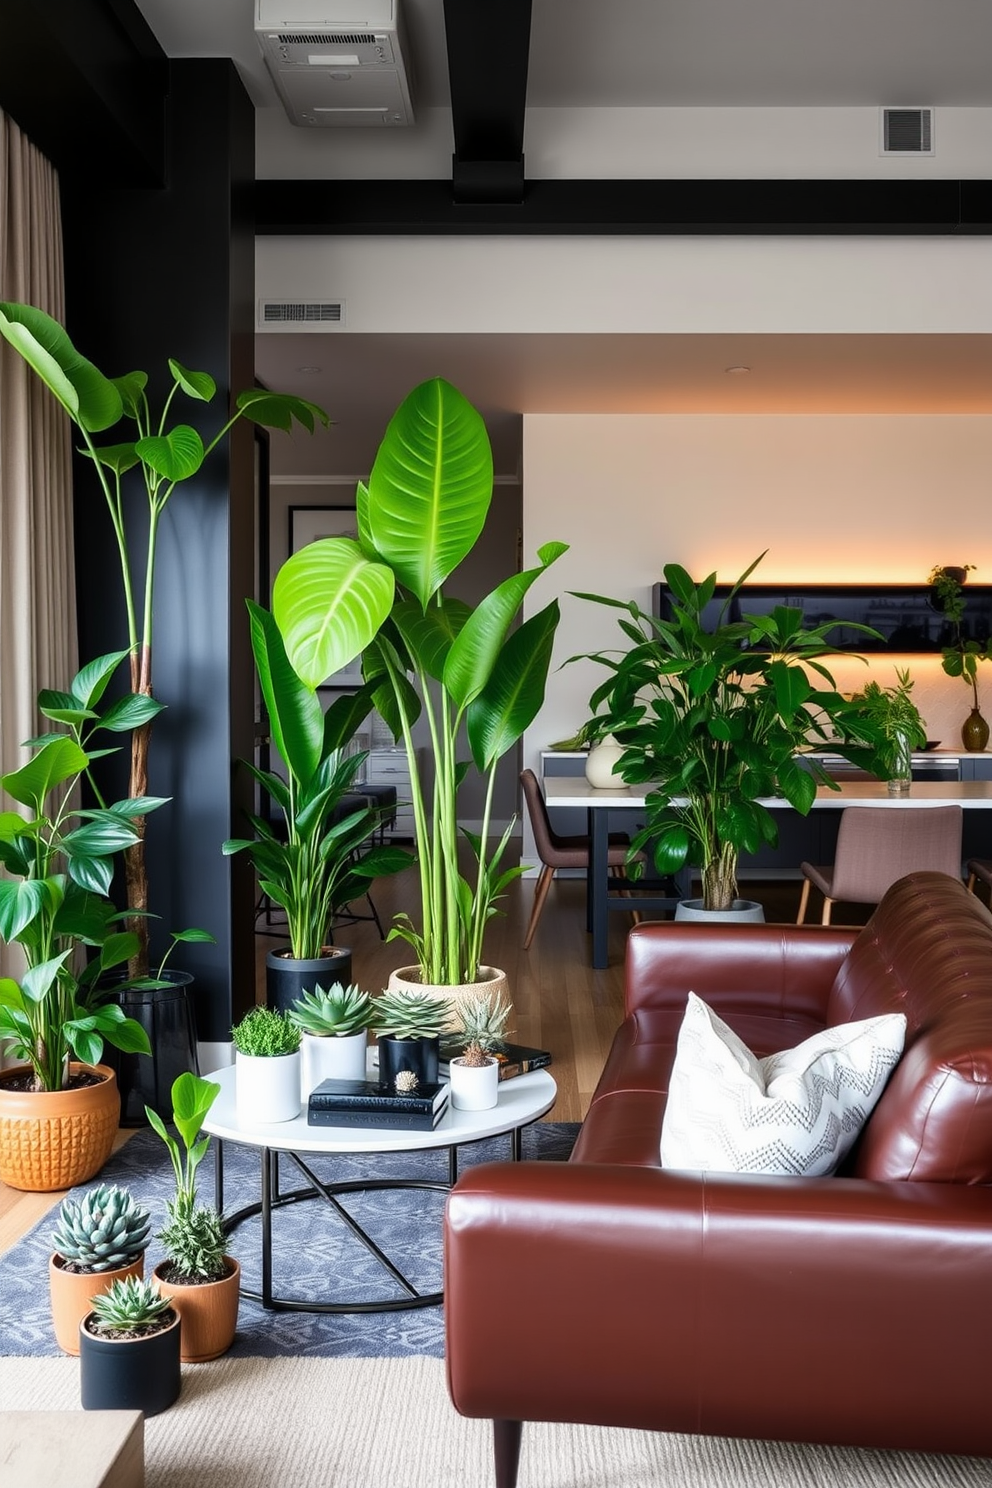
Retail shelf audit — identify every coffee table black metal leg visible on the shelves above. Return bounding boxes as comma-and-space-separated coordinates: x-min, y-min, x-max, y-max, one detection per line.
214, 1138, 224, 1213
591, 805, 609, 968
261, 1146, 273, 1309
449, 1145, 458, 1183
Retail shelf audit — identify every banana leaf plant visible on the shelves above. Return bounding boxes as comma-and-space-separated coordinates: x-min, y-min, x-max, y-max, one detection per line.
0, 302, 330, 976
0, 652, 159, 1091
222, 601, 412, 959
272, 378, 566, 987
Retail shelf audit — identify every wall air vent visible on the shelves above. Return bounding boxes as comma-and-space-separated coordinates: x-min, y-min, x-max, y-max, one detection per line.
880, 107, 934, 156
258, 300, 345, 330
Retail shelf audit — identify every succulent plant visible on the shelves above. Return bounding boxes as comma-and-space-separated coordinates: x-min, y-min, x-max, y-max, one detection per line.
51, 1185, 152, 1272
158, 1203, 228, 1283
456, 992, 514, 1054
88, 1275, 173, 1331
231, 1005, 301, 1057
458, 1040, 492, 1068
289, 982, 377, 1037
372, 989, 455, 1041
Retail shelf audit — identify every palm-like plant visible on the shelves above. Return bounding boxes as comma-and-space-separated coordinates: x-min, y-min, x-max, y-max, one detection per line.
272, 378, 566, 986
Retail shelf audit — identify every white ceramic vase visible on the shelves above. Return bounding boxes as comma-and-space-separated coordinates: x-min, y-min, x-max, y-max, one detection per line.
236, 1050, 301, 1123
300, 1031, 369, 1096
448, 1055, 499, 1111
585, 736, 625, 789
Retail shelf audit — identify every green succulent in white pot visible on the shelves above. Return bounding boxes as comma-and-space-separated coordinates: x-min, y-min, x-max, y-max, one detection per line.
270, 377, 567, 1000
290, 983, 378, 1090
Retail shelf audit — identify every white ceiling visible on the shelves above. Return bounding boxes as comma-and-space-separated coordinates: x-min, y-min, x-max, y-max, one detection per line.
132, 1, 992, 480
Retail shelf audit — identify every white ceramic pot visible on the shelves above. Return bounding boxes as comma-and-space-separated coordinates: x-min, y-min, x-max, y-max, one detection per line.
235, 1050, 301, 1123
674, 899, 765, 923
300, 1030, 369, 1095
585, 736, 625, 789
448, 1055, 499, 1111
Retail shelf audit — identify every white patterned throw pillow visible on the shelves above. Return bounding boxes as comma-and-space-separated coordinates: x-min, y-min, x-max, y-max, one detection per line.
660, 993, 907, 1176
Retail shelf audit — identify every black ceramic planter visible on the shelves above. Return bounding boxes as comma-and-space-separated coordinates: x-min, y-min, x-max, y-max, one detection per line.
106, 972, 200, 1125
79, 1308, 182, 1416
377, 1034, 440, 1090
266, 947, 353, 1015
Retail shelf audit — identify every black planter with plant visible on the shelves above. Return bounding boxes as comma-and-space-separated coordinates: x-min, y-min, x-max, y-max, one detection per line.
79, 1275, 181, 1416
373, 988, 455, 1090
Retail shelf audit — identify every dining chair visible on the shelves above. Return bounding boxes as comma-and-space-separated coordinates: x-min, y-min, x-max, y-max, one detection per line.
796, 805, 963, 924
519, 769, 638, 950
966, 858, 992, 899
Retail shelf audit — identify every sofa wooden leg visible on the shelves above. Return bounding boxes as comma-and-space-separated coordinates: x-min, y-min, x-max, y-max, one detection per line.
493, 1419, 523, 1488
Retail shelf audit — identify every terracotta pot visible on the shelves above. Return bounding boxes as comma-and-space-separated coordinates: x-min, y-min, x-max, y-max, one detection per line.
49, 1252, 144, 1356
79, 1306, 181, 1416
153, 1256, 240, 1362
0, 1064, 119, 1192
386, 965, 510, 1028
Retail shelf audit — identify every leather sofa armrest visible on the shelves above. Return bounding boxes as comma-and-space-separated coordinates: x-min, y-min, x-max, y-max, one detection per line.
624, 920, 858, 1023
444, 1160, 992, 1453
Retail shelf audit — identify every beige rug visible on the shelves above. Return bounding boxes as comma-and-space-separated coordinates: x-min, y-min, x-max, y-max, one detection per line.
1, 1356, 989, 1488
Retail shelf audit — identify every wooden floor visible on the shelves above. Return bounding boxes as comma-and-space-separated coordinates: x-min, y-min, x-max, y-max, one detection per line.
1, 856, 831, 1256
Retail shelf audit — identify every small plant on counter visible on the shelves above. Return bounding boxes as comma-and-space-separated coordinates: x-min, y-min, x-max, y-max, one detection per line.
837, 668, 927, 783
928, 564, 989, 713
288, 983, 378, 1038
86, 1275, 174, 1338
231, 1006, 301, 1058
52, 1185, 151, 1273
372, 988, 456, 1041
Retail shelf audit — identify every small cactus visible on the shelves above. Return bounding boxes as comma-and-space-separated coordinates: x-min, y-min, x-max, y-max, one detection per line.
456, 992, 513, 1053
88, 1275, 173, 1331
459, 1039, 491, 1068
52, 1185, 151, 1272
395, 1069, 420, 1094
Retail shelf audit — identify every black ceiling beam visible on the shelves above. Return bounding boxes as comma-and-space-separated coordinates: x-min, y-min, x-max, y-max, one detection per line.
442, 0, 532, 204
256, 178, 992, 235
0, 0, 167, 188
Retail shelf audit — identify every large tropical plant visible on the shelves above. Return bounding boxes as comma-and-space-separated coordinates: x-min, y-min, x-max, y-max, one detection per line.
0, 302, 330, 975
576, 556, 876, 912
0, 652, 156, 1090
272, 378, 566, 986
222, 602, 412, 959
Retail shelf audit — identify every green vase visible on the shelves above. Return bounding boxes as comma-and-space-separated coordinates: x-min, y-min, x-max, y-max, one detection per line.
961, 708, 990, 752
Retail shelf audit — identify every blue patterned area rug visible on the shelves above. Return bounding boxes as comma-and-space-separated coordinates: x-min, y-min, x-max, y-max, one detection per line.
0, 1121, 577, 1361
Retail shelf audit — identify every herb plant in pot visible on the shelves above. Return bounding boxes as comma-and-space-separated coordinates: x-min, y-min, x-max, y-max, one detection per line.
289, 983, 378, 1092
372, 988, 455, 1091
835, 668, 927, 795
928, 564, 990, 751
223, 603, 412, 1016
49, 1183, 151, 1355
270, 378, 566, 1013
79, 1275, 181, 1416
145, 1072, 239, 1362
575, 556, 872, 917
231, 1006, 302, 1123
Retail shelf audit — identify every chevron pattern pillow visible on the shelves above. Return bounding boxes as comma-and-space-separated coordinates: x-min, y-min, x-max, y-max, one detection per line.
660, 993, 907, 1176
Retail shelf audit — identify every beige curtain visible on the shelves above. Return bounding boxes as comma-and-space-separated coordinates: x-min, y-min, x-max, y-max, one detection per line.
0, 109, 76, 988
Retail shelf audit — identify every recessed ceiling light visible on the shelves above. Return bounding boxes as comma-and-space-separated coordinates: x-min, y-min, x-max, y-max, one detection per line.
725, 364, 751, 375
297, 365, 323, 374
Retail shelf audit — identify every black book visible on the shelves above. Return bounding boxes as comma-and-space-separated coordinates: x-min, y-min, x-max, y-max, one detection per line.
308, 1078, 449, 1129
439, 1043, 552, 1083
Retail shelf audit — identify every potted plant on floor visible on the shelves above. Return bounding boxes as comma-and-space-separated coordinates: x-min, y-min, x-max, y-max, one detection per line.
269, 378, 566, 1011
231, 1006, 302, 1123
145, 1072, 240, 1362
223, 602, 412, 1015
289, 982, 378, 1091
79, 1275, 181, 1416
49, 1183, 152, 1354
575, 555, 876, 916
372, 987, 455, 1091
928, 563, 990, 751
835, 668, 927, 795
0, 655, 159, 1190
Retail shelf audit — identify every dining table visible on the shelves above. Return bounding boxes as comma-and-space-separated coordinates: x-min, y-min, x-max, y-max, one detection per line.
542, 776, 992, 969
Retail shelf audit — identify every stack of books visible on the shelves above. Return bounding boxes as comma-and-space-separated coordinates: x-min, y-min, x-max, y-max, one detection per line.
308, 1078, 450, 1130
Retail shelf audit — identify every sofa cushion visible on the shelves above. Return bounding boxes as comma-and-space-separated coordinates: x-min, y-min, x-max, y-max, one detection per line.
660, 993, 907, 1176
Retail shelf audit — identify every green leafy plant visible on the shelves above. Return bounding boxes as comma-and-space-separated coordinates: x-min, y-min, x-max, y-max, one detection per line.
51, 1184, 151, 1271
230, 1005, 301, 1057
0, 302, 330, 976
87, 1275, 173, 1333
288, 983, 377, 1037
576, 555, 877, 912
372, 988, 455, 1041
928, 564, 988, 713
452, 990, 513, 1054
222, 603, 411, 960
0, 652, 164, 1090
836, 668, 927, 782
270, 377, 567, 986
145, 1072, 227, 1283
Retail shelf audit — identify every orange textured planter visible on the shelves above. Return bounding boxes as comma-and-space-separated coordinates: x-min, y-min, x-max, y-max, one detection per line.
0, 1064, 120, 1192
48, 1252, 143, 1355
153, 1257, 240, 1362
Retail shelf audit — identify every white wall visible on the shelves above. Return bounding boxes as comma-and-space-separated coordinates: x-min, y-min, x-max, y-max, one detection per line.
520, 412, 992, 861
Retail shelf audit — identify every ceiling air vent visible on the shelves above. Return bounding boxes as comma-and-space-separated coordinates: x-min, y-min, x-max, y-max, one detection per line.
258, 300, 345, 330
880, 107, 934, 156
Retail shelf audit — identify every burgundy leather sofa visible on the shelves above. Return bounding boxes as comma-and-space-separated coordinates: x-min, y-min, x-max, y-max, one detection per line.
444, 872, 992, 1486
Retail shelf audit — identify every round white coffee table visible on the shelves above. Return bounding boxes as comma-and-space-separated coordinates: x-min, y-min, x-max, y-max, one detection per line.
202, 1062, 557, 1315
